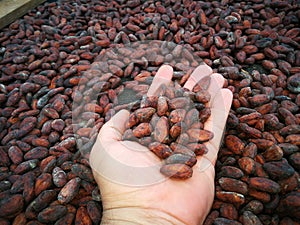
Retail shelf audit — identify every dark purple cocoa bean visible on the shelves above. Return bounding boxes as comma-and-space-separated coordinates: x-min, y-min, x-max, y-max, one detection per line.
0, 194, 24, 218
240, 211, 263, 225
37, 205, 67, 223
263, 158, 295, 180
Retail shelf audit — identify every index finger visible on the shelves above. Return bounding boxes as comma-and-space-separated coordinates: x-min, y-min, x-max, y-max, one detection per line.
183, 64, 213, 91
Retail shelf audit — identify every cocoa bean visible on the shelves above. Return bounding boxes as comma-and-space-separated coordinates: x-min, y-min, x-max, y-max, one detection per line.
263, 158, 295, 180
216, 191, 245, 206
240, 211, 263, 225
164, 153, 197, 167
249, 177, 281, 194
58, 177, 81, 204
0, 194, 24, 218
148, 142, 173, 159
187, 129, 214, 142
153, 116, 169, 143
132, 122, 152, 138
218, 177, 248, 195
37, 205, 67, 223
75, 206, 92, 225
160, 164, 193, 179
276, 191, 300, 219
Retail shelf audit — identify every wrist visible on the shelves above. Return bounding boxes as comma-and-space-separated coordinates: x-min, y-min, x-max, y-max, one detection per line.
101, 207, 187, 225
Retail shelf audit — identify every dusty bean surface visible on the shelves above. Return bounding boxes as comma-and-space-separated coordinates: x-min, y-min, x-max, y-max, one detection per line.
0, 0, 299, 224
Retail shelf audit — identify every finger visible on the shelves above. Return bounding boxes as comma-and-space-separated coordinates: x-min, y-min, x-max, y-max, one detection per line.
206, 73, 225, 107
183, 64, 213, 91
99, 109, 130, 143
147, 65, 173, 96
203, 89, 233, 164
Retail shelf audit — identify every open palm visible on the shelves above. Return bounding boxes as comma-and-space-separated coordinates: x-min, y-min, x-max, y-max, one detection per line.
90, 64, 232, 225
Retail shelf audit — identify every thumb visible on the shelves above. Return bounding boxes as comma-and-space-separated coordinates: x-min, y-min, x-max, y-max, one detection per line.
99, 109, 130, 144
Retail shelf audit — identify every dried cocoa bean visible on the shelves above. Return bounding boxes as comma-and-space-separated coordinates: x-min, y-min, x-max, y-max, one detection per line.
164, 153, 197, 167
248, 177, 281, 194
160, 164, 193, 179
37, 205, 67, 223
0, 194, 24, 218
58, 177, 81, 204
148, 142, 172, 159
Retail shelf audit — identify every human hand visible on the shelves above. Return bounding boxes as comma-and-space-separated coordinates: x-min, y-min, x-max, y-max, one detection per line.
90, 64, 233, 225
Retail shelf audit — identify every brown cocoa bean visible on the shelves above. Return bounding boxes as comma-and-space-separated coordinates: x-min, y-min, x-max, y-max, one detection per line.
276, 191, 300, 219
153, 116, 169, 143
156, 96, 169, 116
148, 142, 172, 159
218, 177, 248, 195
37, 205, 67, 223
58, 177, 81, 204
132, 122, 152, 138
187, 143, 208, 156
168, 97, 190, 110
238, 157, 256, 175
75, 206, 92, 225
35, 173, 52, 196
240, 211, 263, 225
164, 153, 197, 167
216, 191, 245, 206
195, 90, 211, 103
135, 107, 156, 123
0, 194, 24, 218
160, 164, 193, 179
248, 177, 281, 194
225, 135, 245, 155
262, 144, 283, 161
86, 201, 102, 225
169, 109, 186, 124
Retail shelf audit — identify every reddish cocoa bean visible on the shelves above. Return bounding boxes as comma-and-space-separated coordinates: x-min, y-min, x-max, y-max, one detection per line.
218, 177, 248, 195
148, 142, 173, 159
225, 135, 245, 155
249, 177, 281, 194
160, 164, 193, 179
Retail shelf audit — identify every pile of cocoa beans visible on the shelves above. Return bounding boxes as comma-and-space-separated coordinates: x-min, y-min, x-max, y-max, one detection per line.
0, 0, 299, 224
